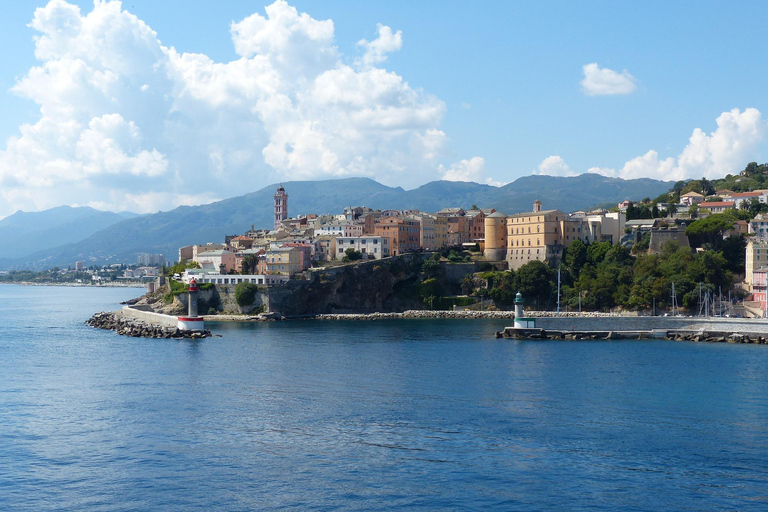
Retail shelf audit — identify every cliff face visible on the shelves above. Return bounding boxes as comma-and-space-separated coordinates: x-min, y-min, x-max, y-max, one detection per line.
268, 254, 431, 316
130, 254, 478, 317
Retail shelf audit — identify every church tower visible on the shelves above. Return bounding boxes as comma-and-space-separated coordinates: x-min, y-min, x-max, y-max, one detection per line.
274, 185, 288, 231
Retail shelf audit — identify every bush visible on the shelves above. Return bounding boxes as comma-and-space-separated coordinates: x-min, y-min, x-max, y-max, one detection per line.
235, 282, 259, 307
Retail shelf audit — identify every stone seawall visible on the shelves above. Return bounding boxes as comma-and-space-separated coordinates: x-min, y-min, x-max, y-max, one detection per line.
87, 311, 211, 338
531, 315, 768, 334
120, 305, 179, 327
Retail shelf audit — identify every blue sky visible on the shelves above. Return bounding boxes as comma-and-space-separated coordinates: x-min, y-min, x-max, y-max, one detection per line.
1, 0, 766, 217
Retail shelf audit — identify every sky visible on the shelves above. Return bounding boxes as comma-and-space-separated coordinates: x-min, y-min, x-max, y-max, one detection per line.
1, 0, 767, 218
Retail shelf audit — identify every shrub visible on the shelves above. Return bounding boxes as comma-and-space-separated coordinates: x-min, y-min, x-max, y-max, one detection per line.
235, 282, 259, 307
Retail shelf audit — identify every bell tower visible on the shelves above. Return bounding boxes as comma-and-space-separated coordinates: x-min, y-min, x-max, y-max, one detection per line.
274, 185, 288, 231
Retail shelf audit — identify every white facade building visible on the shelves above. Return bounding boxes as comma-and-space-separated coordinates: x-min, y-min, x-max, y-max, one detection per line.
335, 236, 390, 259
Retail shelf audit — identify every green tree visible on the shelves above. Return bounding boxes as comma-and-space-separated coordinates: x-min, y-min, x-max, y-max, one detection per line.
685, 214, 735, 249
164, 259, 200, 277
564, 239, 587, 274
488, 271, 517, 306
241, 254, 258, 275
342, 248, 363, 262
235, 282, 259, 307
516, 261, 553, 309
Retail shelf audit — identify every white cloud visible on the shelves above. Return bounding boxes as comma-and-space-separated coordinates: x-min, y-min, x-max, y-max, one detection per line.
539, 109, 765, 182
0, 0, 468, 217
586, 166, 617, 177
439, 157, 503, 186
356, 24, 402, 68
581, 63, 637, 96
534, 155, 576, 177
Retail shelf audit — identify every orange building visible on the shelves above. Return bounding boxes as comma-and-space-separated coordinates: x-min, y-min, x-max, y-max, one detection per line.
374, 216, 421, 256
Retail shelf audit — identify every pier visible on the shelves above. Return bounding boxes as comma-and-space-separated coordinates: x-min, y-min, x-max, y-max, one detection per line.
496, 327, 768, 344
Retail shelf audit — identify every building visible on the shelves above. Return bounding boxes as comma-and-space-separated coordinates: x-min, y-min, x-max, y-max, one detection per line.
447, 215, 470, 245
749, 213, 768, 239
699, 201, 735, 214
680, 191, 705, 206
483, 211, 508, 260
229, 235, 254, 251
465, 209, 488, 241
75, 261, 84, 271
335, 236, 390, 259
745, 240, 768, 288
731, 191, 766, 209
505, 200, 573, 270
374, 216, 421, 256
280, 242, 313, 270
194, 249, 237, 274
274, 185, 288, 231
411, 213, 447, 251
137, 253, 166, 266
314, 235, 338, 262
265, 247, 303, 276
751, 267, 768, 314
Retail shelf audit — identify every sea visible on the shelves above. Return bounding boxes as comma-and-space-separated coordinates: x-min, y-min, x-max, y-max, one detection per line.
2, 284, 768, 511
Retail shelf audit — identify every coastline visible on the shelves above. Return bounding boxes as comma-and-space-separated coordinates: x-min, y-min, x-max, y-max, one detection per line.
0, 281, 145, 288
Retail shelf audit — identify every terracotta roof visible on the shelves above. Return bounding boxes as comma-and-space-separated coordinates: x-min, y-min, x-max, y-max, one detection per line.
699, 201, 735, 208
681, 191, 704, 197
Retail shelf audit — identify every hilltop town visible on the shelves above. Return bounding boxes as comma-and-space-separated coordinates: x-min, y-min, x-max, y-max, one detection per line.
151, 163, 768, 317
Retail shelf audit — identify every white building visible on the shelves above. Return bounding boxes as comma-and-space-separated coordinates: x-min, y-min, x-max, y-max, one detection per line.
749, 213, 768, 240
182, 269, 288, 286
335, 236, 390, 260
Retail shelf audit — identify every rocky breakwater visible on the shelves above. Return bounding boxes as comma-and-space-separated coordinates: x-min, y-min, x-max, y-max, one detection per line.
667, 331, 768, 344
87, 311, 211, 339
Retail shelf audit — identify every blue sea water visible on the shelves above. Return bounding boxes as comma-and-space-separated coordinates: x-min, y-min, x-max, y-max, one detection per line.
1, 285, 768, 511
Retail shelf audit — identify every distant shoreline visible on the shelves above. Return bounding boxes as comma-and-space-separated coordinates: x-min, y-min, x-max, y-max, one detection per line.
0, 281, 145, 288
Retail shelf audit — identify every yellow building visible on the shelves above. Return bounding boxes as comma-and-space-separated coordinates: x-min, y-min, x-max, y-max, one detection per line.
506, 200, 576, 270
483, 212, 507, 260
412, 213, 447, 251
265, 247, 303, 276
745, 240, 768, 288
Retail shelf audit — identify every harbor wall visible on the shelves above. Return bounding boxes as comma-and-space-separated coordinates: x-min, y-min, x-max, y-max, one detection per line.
120, 305, 179, 328
531, 316, 768, 334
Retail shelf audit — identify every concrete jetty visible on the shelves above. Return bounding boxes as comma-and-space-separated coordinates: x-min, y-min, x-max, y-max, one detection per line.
496, 326, 768, 344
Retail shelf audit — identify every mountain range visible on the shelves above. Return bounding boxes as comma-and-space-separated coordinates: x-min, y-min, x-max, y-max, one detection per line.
0, 174, 672, 270
0, 206, 139, 261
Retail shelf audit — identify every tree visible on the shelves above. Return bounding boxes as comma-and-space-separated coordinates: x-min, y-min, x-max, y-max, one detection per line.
666, 203, 678, 217
342, 248, 363, 262
488, 271, 517, 305
241, 254, 258, 275
700, 177, 715, 196
685, 214, 736, 249
516, 261, 553, 309
235, 282, 259, 307
564, 239, 587, 273
164, 259, 200, 277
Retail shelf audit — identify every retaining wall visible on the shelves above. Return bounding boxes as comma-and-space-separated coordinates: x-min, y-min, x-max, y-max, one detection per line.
120, 306, 179, 328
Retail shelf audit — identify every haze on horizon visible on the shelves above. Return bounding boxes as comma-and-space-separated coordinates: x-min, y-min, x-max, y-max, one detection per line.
0, 0, 766, 219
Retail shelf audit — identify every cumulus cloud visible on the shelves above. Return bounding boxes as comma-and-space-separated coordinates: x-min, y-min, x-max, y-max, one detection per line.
553, 108, 766, 181
534, 155, 576, 177
581, 63, 637, 96
0, 0, 480, 217
356, 24, 402, 68
439, 157, 503, 186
